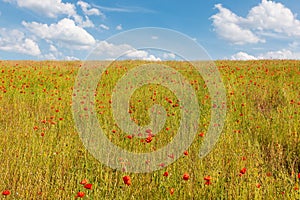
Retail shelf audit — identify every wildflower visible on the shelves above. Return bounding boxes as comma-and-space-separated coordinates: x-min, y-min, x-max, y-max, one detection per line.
84, 183, 92, 190
80, 179, 88, 185
75, 191, 84, 198
184, 150, 188, 156
2, 190, 10, 196
163, 171, 169, 177
145, 136, 152, 143
123, 176, 131, 186
204, 175, 212, 185
239, 168, 247, 176
199, 132, 204, 137
183, 173, 189, 181
204, 175, 212, 181
170, 188, 174, 195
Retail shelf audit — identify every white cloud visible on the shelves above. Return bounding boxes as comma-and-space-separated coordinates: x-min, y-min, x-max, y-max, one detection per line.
22, 18, 96, 50
247, 0, 300, 36
77, 1, 103, 16
116, 24, 123, 30
163, 53, 176, 59
49, 44, 58, 52
258, 49, 300, 59
211, 4, 264, 45
90, 41, 161, 61
74, 15, 95, 28
211, 1, 300, 45
99, 24, 110, 30
125, 49, 161, 61
144, 54, 161, 61
0, 28, 41, 56
151, 36, 158, 40
42, 53, 57, 60
64, 56, 80, 60
4, 0, 76, 18
231, 49, 300, 60
93, 41, 133, 57
231, 52, 258, 60
4, 0, 96, 28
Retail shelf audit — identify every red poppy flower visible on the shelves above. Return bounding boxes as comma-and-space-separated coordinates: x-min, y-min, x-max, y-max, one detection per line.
80, 179, 88, 185
183, 173, 189, 181
163, 171, 169, 177
204, 175, 212, 181
199, 132, 204, 137
170, 188, 174, 195
145, 136, 152, 143
204, 180, 212, 185
2, 190, 10, 196
84, 183, 92, 190
298, 173, 300, 179
75, 191, 84, 198
184, 150, 188, 156
240, 168, 247, 175
123, 176, 131, 186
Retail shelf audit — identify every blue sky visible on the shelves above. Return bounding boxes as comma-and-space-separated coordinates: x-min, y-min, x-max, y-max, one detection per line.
0, 0, 300, 60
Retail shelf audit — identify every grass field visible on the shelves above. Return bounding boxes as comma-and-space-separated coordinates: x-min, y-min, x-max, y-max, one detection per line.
0, 60, 299, 199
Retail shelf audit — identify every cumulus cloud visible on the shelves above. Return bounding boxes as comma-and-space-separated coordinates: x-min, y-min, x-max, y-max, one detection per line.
231, 49, 300, 60
49, 44, 58, 52
163, 53, 176, 59
211, 4, 263, 45
99, 24, 110, 30
92, 41, 133, 57
77, 1, 103, 16
22, 18, 96, 50
211, 0, 300, 45
126, 49, 161, 61
64, 56, 80, 60
73, 15, 95, 28
247, 0, 300, 36
90, 41, 161, 61
4, 0, 97, 28
0, 28, 41, 56
258, 49, 300, 59
116, 24, 123, 30
231, 52, 258, 60
4, 0, 76, 18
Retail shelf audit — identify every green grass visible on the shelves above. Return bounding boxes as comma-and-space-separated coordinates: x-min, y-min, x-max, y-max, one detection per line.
0, 60, 299, 199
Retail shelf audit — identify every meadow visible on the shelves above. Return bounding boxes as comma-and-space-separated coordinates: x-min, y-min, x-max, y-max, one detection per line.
0, 60, 299, 199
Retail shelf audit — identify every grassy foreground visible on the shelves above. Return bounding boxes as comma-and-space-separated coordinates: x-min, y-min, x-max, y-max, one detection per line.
0, 60, 299, 199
